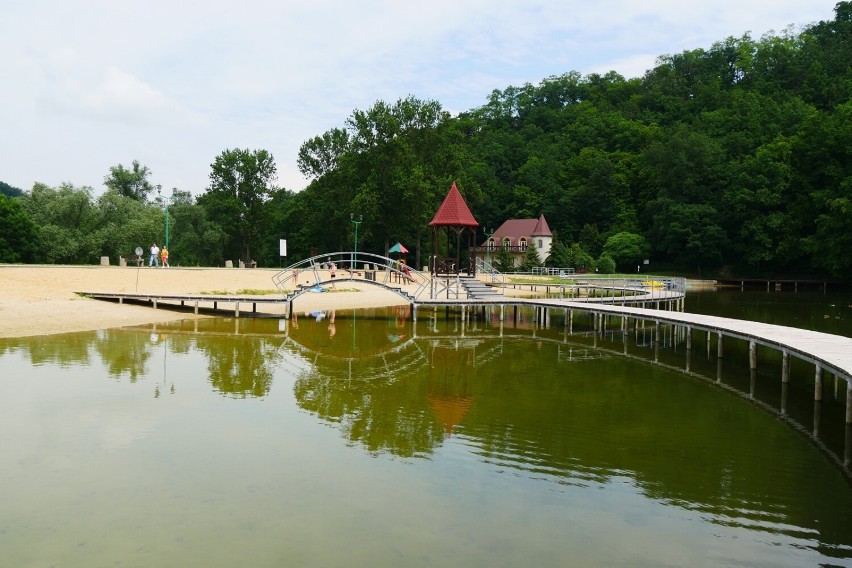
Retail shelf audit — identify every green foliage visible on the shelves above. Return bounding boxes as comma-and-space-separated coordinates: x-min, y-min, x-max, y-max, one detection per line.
0, 195, 41, 262
519, 241, 543, 271
104, 160, 154, 201
12, 4, 852, 278
20, 183, 101, 263
0, 181, 23, 199
603, 232, 650, 271
562, 243, 596, 272
596, 253, 616, 274
94, 190, 162, 261
199, 148, 278, 263
494, 245, 514, 272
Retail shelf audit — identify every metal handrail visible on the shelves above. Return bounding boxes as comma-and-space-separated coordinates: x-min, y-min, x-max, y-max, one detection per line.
272, 252, 431, 300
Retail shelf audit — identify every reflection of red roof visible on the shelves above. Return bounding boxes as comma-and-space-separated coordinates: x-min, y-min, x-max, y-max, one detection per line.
428, 395, 473, 435
482, 214, 551, 246
429, 182, 479, 227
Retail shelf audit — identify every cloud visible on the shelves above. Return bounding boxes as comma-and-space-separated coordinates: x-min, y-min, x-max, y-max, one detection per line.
0, 0, 837, 194
39, 66, 170, 122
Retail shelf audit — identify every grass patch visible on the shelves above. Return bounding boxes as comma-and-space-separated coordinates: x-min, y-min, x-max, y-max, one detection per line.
199, 288, 281, 295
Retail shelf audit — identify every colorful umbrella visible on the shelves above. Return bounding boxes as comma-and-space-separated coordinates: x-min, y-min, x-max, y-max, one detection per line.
388, 242, 408, 254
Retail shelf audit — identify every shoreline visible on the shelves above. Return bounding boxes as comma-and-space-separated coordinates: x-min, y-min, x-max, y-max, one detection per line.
0, 264, 719, 339
0, 265, 411, 339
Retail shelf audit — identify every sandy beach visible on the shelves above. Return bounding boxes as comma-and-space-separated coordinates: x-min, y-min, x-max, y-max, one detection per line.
0, 265, 415, 338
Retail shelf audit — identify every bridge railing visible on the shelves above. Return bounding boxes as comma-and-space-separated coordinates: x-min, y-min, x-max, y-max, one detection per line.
272, 252, 432, 300
475, 257, 505, 285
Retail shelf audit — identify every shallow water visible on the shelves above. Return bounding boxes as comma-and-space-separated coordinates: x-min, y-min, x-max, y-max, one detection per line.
1, 292, 852, 567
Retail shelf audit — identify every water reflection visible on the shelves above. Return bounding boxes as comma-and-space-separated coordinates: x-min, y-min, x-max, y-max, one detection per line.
3, 308, 852, 565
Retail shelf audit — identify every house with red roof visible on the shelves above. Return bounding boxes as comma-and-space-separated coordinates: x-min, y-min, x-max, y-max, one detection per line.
473, 214, 553, 268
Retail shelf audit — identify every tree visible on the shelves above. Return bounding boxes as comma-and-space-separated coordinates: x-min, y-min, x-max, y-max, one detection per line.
519, 241, 543, 272
596, 253, 616, 274
0, 195, 42, 262
104, 160, 154, 201
199, 148, 278, 263
563, 243, 596, 272
297, 128, 350, 179
19, 183, 101, 264
494, 245, 514, 272
94, 189, 163, 262
0, 181, 23, 199
645, 198, 728, 275
168, 202, 228, 266
603, 232, 650, 271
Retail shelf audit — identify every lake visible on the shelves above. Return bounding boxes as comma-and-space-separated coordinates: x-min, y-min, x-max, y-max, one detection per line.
1, 287, 851, 567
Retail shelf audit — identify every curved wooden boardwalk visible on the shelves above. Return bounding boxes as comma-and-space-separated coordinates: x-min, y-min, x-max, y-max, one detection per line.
80, 277, 852, 424
417, 296, 852, 385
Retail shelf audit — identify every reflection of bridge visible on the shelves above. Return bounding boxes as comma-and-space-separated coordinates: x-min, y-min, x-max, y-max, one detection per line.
279, 313, 852, 477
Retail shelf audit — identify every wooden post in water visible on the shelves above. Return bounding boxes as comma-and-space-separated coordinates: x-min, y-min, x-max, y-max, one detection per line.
194, 300, 199, 315
814, 400, 821, 437
153, 298, 158, 310
814, 365, 823, 401
717, 332, 724, 358
749, 341, 757, 370
782, 351, 790, 383
235, 301, 240, 318
500, 305, 504, 321
685, 327, 692, 372
706, 330, 711, 359
654, 320, 660, 362
846, 383, 852, 424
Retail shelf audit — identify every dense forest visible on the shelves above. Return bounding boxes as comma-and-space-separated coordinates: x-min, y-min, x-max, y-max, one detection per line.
1, 3, 850, 279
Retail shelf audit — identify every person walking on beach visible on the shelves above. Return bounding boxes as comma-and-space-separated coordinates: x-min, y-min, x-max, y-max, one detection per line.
161, 246, 169, 268
149, 243, 160, 267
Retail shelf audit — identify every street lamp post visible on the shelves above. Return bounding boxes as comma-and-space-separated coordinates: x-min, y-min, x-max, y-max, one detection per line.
350, 213, 362, 269
156, 185, 171, 249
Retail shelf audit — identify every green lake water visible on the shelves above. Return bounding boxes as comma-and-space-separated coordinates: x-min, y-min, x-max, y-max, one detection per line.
1, 288, 851, 567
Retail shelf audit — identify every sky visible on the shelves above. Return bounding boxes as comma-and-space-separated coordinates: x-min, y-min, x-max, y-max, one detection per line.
0, 1, 838, 196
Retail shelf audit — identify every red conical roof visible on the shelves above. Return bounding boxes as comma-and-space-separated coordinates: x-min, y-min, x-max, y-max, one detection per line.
531, 214, 552, 236
429, 182, 479, 227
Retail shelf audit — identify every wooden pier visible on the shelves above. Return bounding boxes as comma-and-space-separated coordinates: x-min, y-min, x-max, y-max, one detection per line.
715, 278, 835, 292
80, 283, 852, 425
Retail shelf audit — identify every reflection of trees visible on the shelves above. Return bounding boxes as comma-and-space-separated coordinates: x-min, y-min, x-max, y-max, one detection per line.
194, 333, 283, 398
293, 365, 448, 458
290, 314, 486, 457
1, 331, 98, 366
287, 319, 852, 551
92, 330, 156, 382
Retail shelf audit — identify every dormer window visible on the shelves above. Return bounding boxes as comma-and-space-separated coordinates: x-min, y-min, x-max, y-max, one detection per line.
502, 237, 511, 249
488, 238, 496, 251
519, 238, 527, 251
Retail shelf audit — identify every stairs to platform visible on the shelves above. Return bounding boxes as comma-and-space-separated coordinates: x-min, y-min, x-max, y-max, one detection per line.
459, 276, 504, 300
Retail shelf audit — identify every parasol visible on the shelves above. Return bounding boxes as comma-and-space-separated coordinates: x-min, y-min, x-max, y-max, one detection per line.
388, 242, 408, 254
